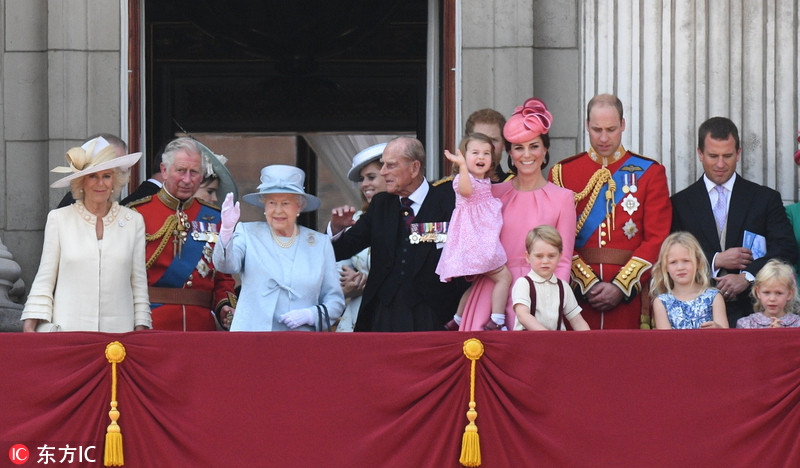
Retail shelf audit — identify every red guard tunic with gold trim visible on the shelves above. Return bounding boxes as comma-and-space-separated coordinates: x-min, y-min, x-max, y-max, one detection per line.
550, 148, 671, 329
130, 189, 236, 330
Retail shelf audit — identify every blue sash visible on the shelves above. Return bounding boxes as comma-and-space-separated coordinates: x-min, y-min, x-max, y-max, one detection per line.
154, 204, 220, 288
575, 155, 654, 248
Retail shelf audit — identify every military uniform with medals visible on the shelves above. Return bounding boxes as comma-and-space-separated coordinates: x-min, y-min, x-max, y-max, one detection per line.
550, 146, 671, 329
130, 188, 236, 330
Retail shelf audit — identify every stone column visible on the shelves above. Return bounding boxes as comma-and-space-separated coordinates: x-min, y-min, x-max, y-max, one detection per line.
0, 236, 25, 332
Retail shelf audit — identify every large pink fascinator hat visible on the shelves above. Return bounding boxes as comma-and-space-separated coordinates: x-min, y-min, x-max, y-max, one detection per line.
794, 127, 800, 166
503, 98, 553, 144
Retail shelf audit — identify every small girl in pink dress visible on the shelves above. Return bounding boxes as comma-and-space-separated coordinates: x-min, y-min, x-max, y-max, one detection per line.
436, 133, 512, 329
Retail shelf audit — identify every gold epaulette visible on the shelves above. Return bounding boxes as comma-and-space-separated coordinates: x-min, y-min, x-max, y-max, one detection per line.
126, 194, 153, 210
570, 255, 599, 295
612, 256, 652, 297
432, 175, 454, 187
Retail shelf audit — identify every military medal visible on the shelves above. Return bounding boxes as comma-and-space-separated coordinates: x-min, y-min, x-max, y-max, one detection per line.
623, 219, 638, 240
409, 222, 448, 244
622, 174, 630, 194
191, 221, 219, 243
622, 193, 640, 216
196, 259, 210, 278
629, 174, 638, 193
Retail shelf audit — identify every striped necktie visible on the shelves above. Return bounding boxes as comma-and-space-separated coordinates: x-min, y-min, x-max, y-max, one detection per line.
400, 197, 415, 230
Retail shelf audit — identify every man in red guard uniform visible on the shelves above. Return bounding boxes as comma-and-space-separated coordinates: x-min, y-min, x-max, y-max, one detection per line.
549, 94, 671, 329
130, 137, 236, 330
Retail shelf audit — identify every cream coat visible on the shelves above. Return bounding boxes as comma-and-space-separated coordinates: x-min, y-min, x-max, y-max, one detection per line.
22, 202, 151, 331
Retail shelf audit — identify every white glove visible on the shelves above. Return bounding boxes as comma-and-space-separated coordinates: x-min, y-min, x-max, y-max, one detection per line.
279, 308, 315, 329
220, 192, 240, 246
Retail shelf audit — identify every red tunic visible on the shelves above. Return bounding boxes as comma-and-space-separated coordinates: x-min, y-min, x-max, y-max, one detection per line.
550, 149, 671, 329
131, 189, 236, 330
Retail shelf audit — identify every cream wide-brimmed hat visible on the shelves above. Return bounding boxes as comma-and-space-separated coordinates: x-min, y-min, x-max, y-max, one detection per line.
241, 165, 321, 212
50, 137, 142, 188
347, 142, 387, 182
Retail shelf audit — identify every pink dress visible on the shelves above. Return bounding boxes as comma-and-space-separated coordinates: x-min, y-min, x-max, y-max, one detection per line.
436, 174, 506, 282
459, 181, 577, 330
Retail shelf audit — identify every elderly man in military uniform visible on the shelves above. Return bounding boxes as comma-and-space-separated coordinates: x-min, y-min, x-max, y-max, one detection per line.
549, 94, 671, 329
130, 137, 236, 330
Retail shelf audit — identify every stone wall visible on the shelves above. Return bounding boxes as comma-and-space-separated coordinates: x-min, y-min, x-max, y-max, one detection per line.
1, 0, 124, 293
460, 0, 581, 165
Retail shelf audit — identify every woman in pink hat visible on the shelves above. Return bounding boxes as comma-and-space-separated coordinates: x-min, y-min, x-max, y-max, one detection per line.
21, 137, 151, 332
458, 98, 577, 331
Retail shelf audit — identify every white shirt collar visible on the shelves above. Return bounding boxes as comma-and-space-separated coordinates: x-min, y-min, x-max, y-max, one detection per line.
703, 172, 736, 193
398, 178, 429, 213
528, 270, 558, 284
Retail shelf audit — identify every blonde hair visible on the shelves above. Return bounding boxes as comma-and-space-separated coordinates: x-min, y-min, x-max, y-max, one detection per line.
70, 167, 129, 202
751, 259, 799, 315
525, 225, 563, 254
650, 232, 710, 297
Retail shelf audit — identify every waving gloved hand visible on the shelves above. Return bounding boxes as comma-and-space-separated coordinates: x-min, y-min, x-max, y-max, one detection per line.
220, 192, 240, 246
279, 308, 315, 329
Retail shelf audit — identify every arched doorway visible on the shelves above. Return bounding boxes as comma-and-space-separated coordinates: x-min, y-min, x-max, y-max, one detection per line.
142, 0, 436, 228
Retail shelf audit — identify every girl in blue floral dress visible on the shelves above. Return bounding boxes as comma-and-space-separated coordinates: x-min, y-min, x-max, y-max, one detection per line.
651, 232, 728, 329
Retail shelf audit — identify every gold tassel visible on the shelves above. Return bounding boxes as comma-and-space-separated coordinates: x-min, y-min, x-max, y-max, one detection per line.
460, 338, 484, 467
606, 178, 617, 236
104, 342, 126, 467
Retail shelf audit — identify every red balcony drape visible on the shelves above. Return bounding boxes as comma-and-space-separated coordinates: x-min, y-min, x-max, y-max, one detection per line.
1, 330, 799, 467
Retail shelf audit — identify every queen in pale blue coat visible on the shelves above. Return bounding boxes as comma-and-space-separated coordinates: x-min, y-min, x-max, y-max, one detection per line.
213, 165, 344, 331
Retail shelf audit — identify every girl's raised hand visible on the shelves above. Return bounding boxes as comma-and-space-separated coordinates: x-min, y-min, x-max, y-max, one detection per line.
444, 149, 465, 166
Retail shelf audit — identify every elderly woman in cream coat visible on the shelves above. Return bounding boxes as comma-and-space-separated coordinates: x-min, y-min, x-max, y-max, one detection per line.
214, 165, 344, 331
22, 137, 151, 332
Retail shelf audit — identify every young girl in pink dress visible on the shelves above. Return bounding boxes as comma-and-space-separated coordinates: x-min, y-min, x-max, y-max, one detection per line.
459, 98, 577, 331
437, 133, 512, 329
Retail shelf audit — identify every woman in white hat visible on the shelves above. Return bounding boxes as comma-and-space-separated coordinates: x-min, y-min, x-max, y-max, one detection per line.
21, 137, 151, 332
334, 142, 387, 332
213, 165, 344, 331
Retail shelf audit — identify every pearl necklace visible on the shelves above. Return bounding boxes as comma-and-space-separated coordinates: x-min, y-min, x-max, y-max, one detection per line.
271, 225, 298, 248
76, 200, 119, 227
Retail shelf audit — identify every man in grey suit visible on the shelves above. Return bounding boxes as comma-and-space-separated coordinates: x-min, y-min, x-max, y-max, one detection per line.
671, 117, 797, 325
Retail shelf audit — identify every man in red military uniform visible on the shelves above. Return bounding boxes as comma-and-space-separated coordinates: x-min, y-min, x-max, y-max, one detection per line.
549, 94, 671, 329
130, 137, 236, 330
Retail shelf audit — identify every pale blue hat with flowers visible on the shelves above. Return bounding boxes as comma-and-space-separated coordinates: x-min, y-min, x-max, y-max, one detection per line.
242, 165, 321, 212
